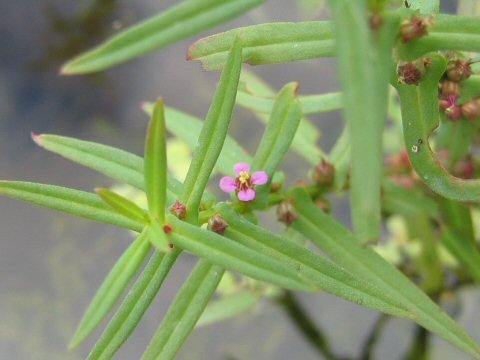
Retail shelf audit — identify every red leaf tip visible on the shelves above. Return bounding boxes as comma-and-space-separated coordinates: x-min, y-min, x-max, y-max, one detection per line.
31, 132, 43, 145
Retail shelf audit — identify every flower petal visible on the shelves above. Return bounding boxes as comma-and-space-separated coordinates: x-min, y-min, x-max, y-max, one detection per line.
238, 189, 256, 201
234, 162, 251, 175
219, 176, 237, 193
251, 171, 269, 185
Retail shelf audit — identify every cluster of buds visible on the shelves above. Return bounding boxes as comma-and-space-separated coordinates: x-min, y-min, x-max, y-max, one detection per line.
438, 56, 479, 122
170, 200, 187, 220
400, 15, 433, 43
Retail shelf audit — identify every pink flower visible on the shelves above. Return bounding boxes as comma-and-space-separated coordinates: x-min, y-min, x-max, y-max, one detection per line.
219, 163, 268, 202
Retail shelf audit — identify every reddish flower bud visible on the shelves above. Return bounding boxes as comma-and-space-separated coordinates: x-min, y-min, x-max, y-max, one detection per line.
447, 105, 462, 121
294, 179, 309, 188
461, 98, 480, 121
170, 200, 187, 220
163, 224, 173, 234
441, 80, 461, 99
400, 15, 432, 43
315, 198, 331, 213
455, 158, 475, 179
398, 62, 423, 85
311, 160, 335, 187
207, 214, 228, 235
277, 200, 298, 226
447, 59, 474, 82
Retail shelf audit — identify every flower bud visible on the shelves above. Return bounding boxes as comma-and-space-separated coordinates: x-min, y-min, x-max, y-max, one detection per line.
447, 59, 473, 82
311, 160, 335, 187
277, 200, 298, 226
398, 62, 424, 85
400, 15, 432, 43
315, 198, 331, 213
170, 200, 187, 220
455, 158, 475, 179
447, 105, 462, 121
461, 98, 480, 121
441, 80, 461, 98
207, 214, 228, 235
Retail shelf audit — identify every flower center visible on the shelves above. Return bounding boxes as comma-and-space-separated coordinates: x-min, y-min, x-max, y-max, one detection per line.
236, 171, 252, 191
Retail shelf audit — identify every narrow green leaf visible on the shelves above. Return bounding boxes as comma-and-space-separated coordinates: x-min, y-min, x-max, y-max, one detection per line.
238, 70, 323, 165
144, 99, 168, 222
147, 218, 171, 253
442, 228, 480, 284
181, 39, 242, 223
196, 290, 259, 327
88, 249, 181, 360
188, 21, 334, 71
382, 178, 440, 219
69, 228, 151, 349
399, 15, 480, 60
167, 215, 314, 292
218, 204, 414, 318
328, 3, 402, 243
407, 0, 439, 14
328, 125, 350, 191
291, 188, 480, 360
142, 105, 252, 175
252, 82, 302, 206
0, 181, 143, 232
62, 0, 263, 74
142, 259, 224, 360
395, 54, 480, 201
237, 90, 342, 115
96, 188, 150, 224
32, 133, 182, 202
441, 199, 475, 241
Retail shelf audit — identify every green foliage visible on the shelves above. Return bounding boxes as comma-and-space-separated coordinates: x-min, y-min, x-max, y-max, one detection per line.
62, 0, 264, 74
3, 1, 480, 359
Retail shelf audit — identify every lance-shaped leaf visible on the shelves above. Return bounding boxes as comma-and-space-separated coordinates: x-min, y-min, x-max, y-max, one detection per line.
395, 54, 480, 201
328, 125, 350, 191
144, 99, 168, 222
142, 259, 224, 360
32, 133, 182, 202
399, 15, 480, 61
217, 203, 413, 318
407, 0, 440, 14
69, 228, 151, 349
147, 218, 171, 253
237, 90, 342, 115
181, 39, 242, 223
167, 215, 314, 292
61, 0, 263, 74
188, 21, 334, 71
96, 188, 150, 224
88, 248, 181, 360
251, 82, 302, 206
442, 227, 480, 284
0, 181, 143, 232
328, 3, 402, 243
238, 70, 323, 165
382, 178, 440, 219
290, 188, 480, 359
196, 290, 259, 327
142, 104, 251, 175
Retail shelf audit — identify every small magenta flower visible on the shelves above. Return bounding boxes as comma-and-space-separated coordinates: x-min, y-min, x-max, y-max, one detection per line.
219, 163, 268, 202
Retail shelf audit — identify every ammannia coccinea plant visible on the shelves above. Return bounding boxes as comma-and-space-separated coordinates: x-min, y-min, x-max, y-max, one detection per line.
2, 0, 480, 359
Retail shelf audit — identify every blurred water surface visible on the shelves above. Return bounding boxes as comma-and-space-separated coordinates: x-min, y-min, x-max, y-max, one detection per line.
0, 1, 478, 359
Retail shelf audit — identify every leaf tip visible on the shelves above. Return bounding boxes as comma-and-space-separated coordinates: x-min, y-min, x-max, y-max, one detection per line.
31, 132, 43, 146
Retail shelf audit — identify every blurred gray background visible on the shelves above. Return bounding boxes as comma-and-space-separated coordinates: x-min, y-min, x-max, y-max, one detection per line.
1, 0, 479, 359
